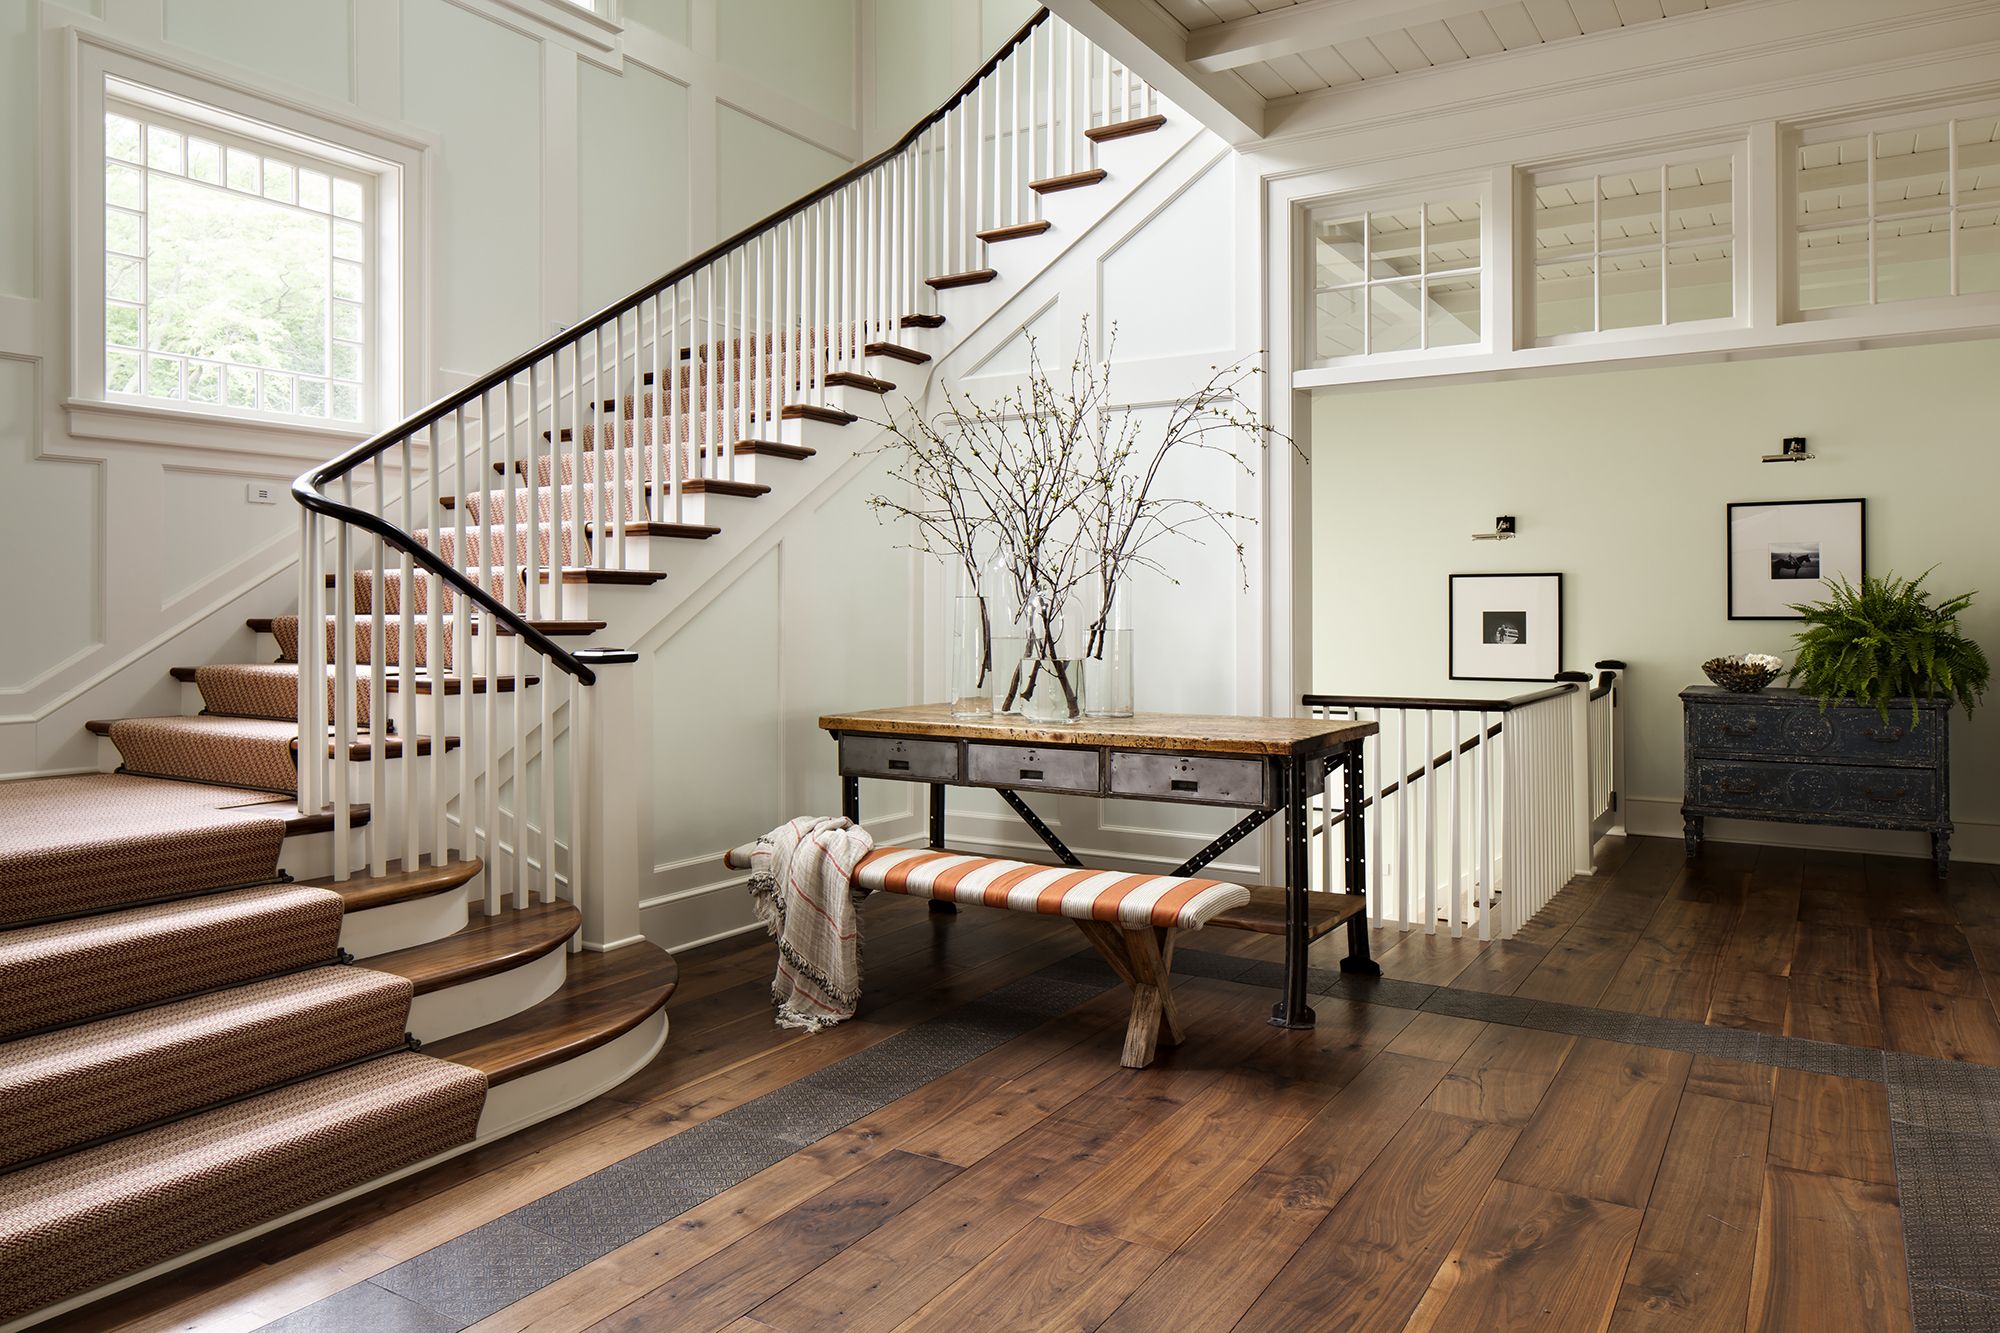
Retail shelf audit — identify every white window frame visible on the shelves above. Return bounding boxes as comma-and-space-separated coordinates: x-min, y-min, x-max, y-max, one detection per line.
1786, 100, 2000, 323
1521, 139, 1750, 348
61, 27, 434, 458
1299, 177, 1494, 371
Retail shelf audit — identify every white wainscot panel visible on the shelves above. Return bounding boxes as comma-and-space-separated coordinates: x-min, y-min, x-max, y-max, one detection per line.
0, 363, 99, 692
966, 300, 1061, 380
653, 548, 783, 867
1100, 157, 1234, 362
715, 106, 849, 238
160, 467, 296, 609
578, 60, 690, 311
163, 0, 354, 105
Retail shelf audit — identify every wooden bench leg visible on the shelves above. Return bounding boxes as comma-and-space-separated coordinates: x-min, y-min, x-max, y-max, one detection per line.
1072, 920, 1182, 1069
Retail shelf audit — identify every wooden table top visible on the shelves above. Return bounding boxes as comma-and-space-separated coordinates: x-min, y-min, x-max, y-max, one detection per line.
818, 704, 1377, 757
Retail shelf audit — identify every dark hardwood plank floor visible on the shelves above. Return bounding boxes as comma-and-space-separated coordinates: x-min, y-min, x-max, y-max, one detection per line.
52, 835, 1980, 1332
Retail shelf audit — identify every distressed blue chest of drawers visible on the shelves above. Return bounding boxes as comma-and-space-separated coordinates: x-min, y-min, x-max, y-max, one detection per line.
1681, 686, 1952, 875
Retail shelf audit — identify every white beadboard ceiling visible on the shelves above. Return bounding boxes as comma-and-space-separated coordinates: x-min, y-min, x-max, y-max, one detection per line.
1156, 0, 1752, 102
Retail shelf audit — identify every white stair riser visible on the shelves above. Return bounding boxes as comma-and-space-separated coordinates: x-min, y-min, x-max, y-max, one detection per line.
404, 942, 569, 1043
338, 883, 473, 958
473, 1008, 666, 1140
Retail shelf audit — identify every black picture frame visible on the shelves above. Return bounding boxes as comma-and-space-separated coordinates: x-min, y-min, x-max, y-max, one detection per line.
1726, 498, 1866, 621
1448, 572, 1564, 682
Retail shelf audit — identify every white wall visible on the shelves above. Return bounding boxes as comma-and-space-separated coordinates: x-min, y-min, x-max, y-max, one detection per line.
1312, 338, 2000, 859
0, 0, 870, 775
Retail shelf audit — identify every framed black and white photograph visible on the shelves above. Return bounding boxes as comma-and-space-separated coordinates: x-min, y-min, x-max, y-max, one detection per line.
1450, 573, 1563, 681
1727, 499, 1865, 620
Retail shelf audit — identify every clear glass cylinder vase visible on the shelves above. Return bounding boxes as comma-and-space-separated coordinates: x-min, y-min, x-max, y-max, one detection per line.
1084, 586, 1134, 718
994, 588, 1086, 724
949, 593, 993, 718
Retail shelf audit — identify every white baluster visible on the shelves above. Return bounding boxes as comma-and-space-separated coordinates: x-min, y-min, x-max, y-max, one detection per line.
399, 445, 418, 871
368, 458, 387, 879
333, 475, 354, 882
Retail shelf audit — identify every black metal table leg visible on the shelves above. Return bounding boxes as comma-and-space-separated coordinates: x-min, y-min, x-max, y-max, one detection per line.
998, 789, 1083, 868
841, 774, 859, 823
928, 783, 956, 913
1270, 755, 1316, 1030
1338, 740, 1379, 976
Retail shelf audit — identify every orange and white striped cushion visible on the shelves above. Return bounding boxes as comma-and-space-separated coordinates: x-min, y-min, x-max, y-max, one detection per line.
853, 848, 1248, 930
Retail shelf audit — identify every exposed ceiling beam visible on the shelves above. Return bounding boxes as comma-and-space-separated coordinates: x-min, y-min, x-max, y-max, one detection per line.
1045, 0, 1267, 145
1184, 0, 1499, 73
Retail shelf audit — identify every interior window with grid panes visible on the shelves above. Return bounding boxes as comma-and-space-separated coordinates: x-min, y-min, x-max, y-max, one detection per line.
1310, 197, 1481, 360
1794, 116, 2000, 311
103, 101, 371, 424
1530, 156, 1733, 339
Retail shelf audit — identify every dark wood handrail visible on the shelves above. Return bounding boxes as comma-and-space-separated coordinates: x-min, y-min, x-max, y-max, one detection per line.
293, 8, 1057, 684
1301, 681, 1575, 714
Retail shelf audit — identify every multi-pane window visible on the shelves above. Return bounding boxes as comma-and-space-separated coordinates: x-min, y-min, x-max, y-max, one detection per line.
1529, 155, 1735, 340
103, 97, 372, 424
1794, 115, 2000, 311
1309, 195, 1482, 361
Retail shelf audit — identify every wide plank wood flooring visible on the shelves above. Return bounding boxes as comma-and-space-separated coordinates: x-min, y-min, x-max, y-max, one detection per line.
54, 835, 1982, 1332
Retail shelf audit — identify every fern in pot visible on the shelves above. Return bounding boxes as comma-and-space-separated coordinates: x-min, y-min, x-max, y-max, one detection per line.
1787, 571, 1990, 724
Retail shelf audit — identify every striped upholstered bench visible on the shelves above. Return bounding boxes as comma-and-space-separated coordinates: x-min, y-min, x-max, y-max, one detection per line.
728, 842, 1251, 1068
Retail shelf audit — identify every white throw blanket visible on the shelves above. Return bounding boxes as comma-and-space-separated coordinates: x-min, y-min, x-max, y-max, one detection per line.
744, 815, 876, 1031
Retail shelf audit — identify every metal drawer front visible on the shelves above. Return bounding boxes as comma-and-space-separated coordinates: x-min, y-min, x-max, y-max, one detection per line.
839, 735, 959, 783
966, 743, 1101, 794
1695, 759, 1938, 823
1109, 751, 1266, 806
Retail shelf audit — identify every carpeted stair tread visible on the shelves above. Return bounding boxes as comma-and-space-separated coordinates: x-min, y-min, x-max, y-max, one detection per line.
0, 966, 415, 1172
0, 1051, 485, 1322
101, 715, 300, 795
0, 774, 290, 928
0, 884, 345, 1041
426, 941, 677, 1085
193, 663, 369, 727
361, 899, 580, 994
172, 666, 541, 696
304, 856, 482, 912
257, 613, 604, 669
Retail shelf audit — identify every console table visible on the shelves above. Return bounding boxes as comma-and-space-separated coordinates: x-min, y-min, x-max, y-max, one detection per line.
818, 704, 1381, 1028
1681, 686, 1953, 875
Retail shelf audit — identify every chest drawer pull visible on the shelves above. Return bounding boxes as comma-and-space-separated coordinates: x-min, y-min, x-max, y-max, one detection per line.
1863, 727, 1906, 743
1019, 768, 1043, 780
887, 759, 910, 771
1723, 779, 1760, 795
1171, 779, 1199, 792
1722, 722, 1760, 738
1864, 787, 1908, 803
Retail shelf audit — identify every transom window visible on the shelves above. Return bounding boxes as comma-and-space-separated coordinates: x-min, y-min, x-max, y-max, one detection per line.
1794, 115, 2000, 311
1529, 153, 1736, 340
101, 87, 376, 426
1308, 193, 1483, 362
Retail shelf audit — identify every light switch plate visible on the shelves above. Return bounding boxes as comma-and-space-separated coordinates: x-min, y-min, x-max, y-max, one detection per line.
246, 482, 279, 505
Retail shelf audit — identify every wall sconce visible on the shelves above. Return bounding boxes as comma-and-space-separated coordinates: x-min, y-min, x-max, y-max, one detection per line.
1763, 436, 1814, 463
1472, 515, 1517, 541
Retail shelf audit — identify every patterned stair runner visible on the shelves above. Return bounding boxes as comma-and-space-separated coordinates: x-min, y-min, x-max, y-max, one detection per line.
0, 1052, 486, 1323
195, 662, 372, 728
0, 884, 344, 1040
0, 966, 415, 1171
0, 774, 288, 927
108, 716, 302, 796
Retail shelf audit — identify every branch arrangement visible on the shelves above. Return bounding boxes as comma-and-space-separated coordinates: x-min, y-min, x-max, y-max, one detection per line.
867, 320, 1287, 718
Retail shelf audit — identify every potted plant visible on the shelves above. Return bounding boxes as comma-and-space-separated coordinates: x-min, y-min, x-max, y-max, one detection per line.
1787, 571, 1990, 723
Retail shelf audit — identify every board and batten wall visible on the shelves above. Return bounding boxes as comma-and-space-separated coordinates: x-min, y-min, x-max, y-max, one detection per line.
0, 0, 868, 777
1311, 337, 2000, 862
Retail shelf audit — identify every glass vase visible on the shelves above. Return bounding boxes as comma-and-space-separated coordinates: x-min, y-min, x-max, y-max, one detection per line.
995, 589, 1086, 724
949, 593, 993, 718
1084, 585, 1134, 718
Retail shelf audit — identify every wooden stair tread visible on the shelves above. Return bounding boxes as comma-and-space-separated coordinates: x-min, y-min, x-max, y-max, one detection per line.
899, 313, 946, 329
425, 942, 678, 1085
682, 478, 771, 498
1204, 886, 1366, 939
169, 667, 543, 694
977, 220, 1051, 243
307, 857, 483, 912
1031, 168, 1107, 194
247, 616, 607, 637
781, 403, 858, 425
825, 370, 895, 394
605, 521, 722, 539
863, 342, 931, 364
362, 899, 580, 993
89, 715, 462, 761
322, 563, 661, 590
1084, 114, 1166, 142
926, 269, 998, 290
284, 803, 372, 835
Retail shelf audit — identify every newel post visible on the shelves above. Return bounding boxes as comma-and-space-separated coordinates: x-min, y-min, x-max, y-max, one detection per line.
1557, 671, 1594, 876
573, 648, 648, 950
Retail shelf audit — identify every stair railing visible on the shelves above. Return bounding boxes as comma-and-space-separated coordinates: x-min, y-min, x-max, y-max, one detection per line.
1301, 662, 1623, 942
293, 9, 1161, 916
